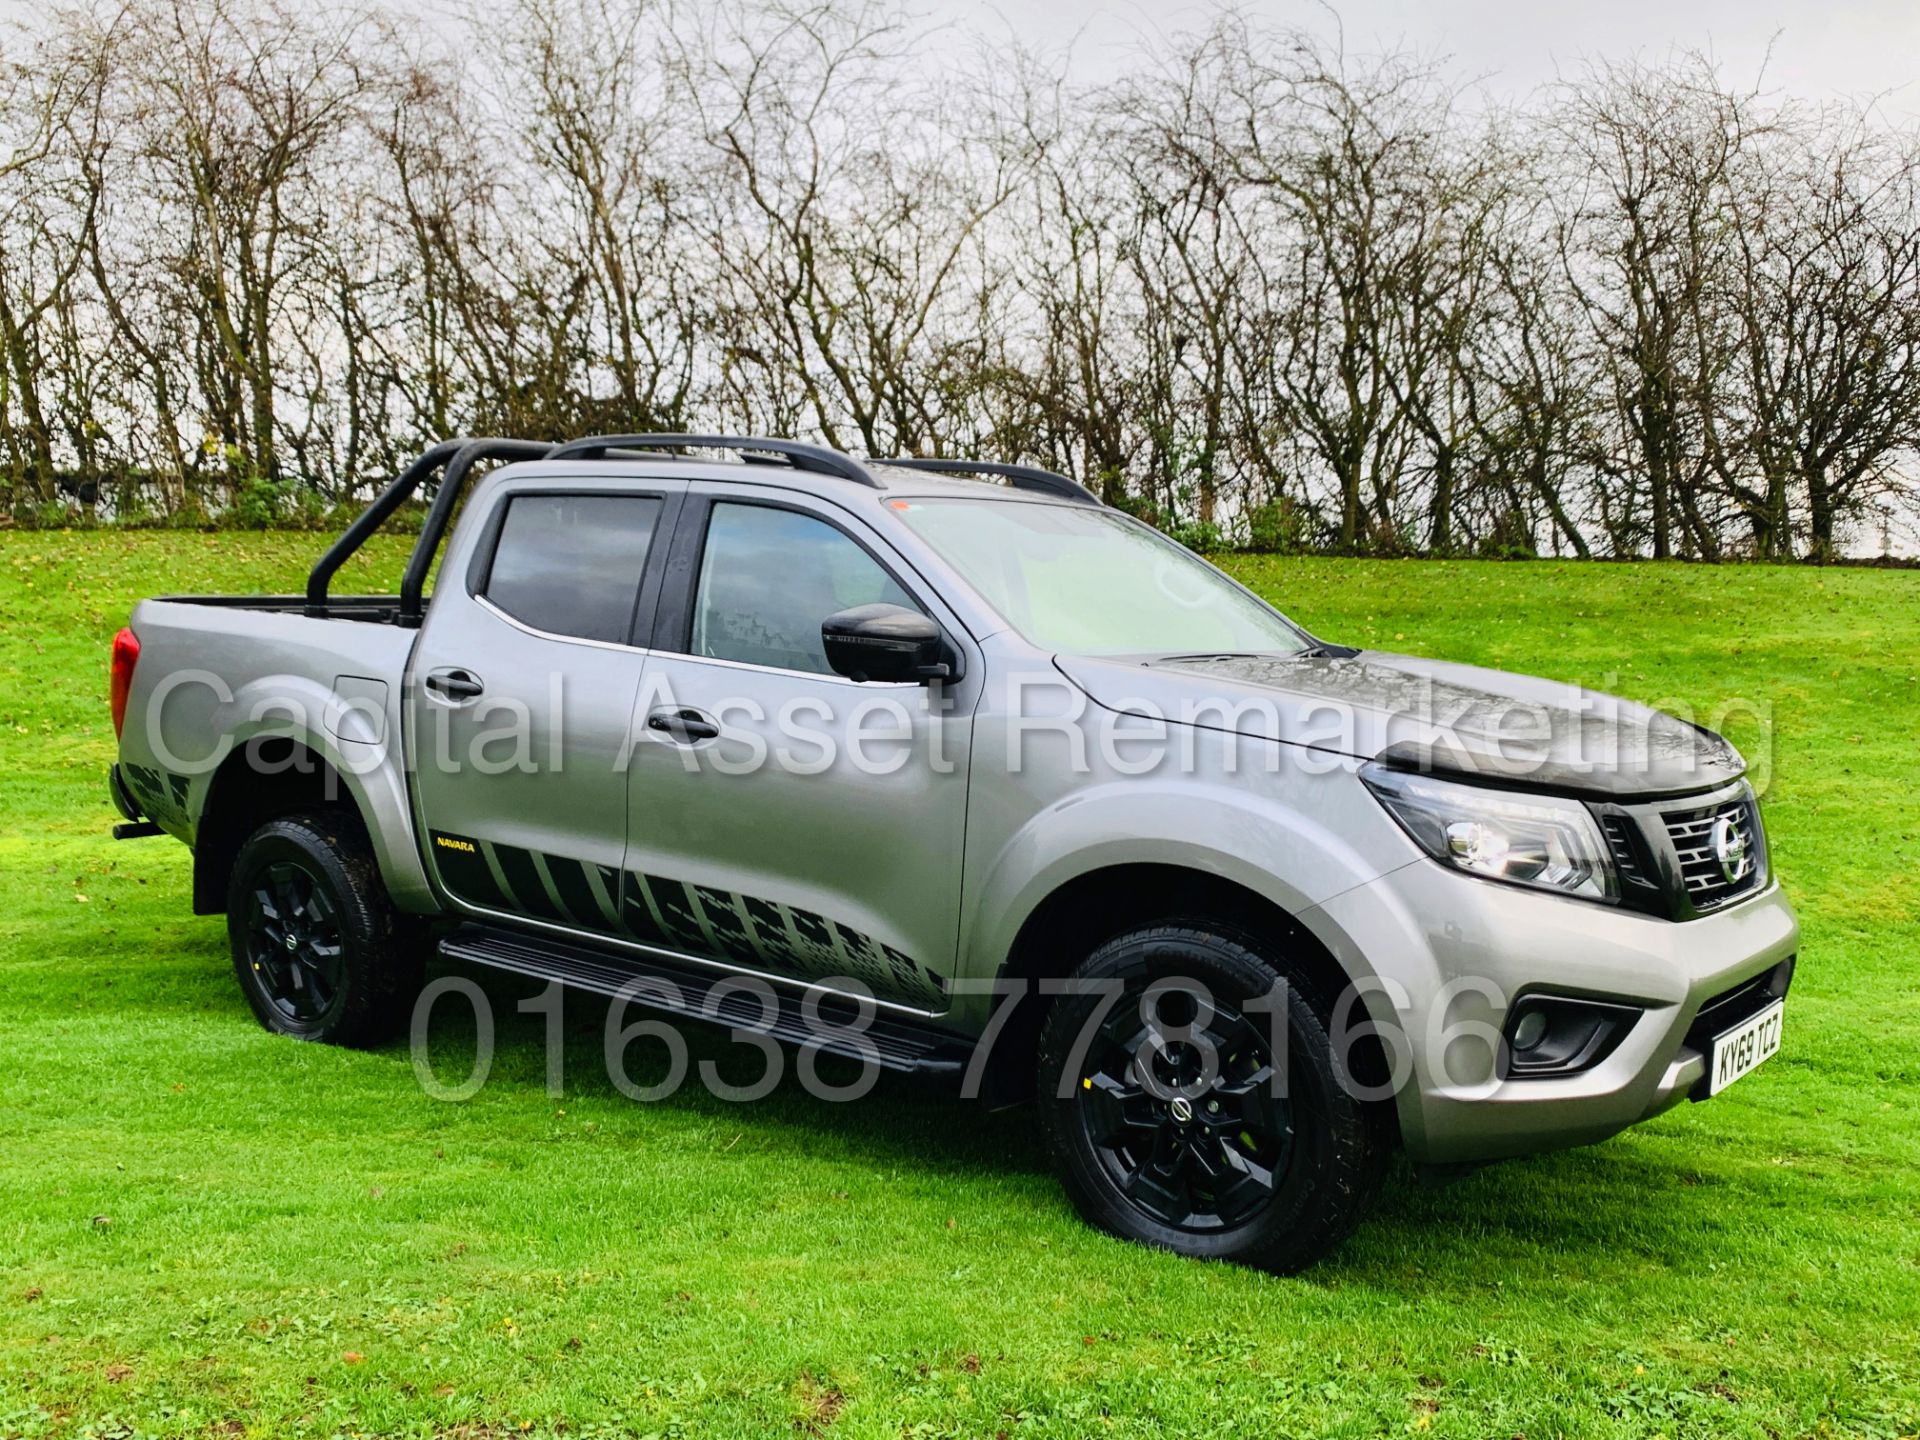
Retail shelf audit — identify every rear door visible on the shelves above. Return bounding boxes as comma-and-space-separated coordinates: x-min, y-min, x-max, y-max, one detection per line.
407, 477, 684, 935
618, 488, 977, 1012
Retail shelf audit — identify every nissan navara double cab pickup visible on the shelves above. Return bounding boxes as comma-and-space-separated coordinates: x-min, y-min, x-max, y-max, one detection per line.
106, 434, 1798, 1271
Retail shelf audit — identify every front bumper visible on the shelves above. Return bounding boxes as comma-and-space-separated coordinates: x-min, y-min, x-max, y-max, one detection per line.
1303, 858, 1801, 1165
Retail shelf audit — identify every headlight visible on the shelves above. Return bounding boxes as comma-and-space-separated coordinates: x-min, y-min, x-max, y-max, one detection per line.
1360, 763, 1617, 901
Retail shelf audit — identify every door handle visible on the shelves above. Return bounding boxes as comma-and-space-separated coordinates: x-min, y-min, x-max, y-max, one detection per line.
425, 668, 485, 701
646, 707, 720, 743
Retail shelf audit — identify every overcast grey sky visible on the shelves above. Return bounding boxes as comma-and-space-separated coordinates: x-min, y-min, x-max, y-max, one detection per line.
7, 0, 1910, 115
947, 0, 1920, 115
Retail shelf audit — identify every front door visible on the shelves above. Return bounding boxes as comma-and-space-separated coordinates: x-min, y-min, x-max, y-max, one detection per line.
408, 483, 680, 934
620, 493, 975, 1011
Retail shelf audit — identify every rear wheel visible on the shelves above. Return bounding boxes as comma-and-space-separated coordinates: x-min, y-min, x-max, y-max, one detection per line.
1036, 922, 1390, 1272
227, 812, 422, 1046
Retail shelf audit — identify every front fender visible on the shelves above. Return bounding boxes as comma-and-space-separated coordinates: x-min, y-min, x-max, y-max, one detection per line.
959, 769, 1403, 997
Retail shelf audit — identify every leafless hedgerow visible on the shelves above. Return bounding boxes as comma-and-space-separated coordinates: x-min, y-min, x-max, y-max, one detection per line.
2, 0, 1916, 555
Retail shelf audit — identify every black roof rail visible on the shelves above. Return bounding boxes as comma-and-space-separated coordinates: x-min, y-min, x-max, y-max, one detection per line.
875, 457, 1101, 506
549, 433, 880, 488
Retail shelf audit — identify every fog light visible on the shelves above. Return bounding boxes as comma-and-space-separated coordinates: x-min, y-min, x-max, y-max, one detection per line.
1511, 1008, 1549, 1051
1501, 995, 1644, 1079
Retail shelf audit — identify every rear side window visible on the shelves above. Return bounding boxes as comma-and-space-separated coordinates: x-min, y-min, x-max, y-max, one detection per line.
484, 494, 662, 643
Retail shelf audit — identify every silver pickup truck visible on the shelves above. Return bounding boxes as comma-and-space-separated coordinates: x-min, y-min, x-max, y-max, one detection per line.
107, 434, 1798, 1271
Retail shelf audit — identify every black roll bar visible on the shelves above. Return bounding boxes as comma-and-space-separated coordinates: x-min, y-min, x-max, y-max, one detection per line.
306, 437, 557, 623
305, 440, 467, 616
397, 439, 556, 626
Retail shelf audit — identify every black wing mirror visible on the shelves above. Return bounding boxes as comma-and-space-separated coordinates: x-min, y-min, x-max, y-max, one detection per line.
821, 603, 956, 683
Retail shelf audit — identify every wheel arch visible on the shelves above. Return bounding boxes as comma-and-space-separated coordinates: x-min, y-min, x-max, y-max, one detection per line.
998, 861, 1357, 1006
975, 860, 1398, 1133
190, 733, 432, 917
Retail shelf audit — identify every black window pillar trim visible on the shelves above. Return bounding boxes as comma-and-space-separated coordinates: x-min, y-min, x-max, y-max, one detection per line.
649, 492, 713, 655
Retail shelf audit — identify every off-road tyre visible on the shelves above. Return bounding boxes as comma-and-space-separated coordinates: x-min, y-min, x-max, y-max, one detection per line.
226, 811, 424, 1047
1035, 921, 1391, 1273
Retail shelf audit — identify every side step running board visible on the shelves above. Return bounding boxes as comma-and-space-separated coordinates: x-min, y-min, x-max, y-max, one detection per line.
438, 923, 971, 1078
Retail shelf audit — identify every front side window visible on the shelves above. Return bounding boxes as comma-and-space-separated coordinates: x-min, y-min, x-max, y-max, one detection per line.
894, 499, 1308, 657
484, 493, 662, 643
692, 503, 917, 675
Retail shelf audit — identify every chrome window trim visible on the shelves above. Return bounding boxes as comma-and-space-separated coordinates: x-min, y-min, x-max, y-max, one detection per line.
650, 645, 921, 690
474, 593, 653, 657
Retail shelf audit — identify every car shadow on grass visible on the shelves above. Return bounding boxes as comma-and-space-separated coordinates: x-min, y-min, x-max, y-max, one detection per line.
137, 943, 1771, 1281
387, 959, 1769, 1280
404, 957, 1057, 1181
1334, 1140, 1774, 1288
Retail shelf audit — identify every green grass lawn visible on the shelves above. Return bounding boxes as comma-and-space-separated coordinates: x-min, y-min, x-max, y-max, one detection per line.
2, 533, 1916, 1439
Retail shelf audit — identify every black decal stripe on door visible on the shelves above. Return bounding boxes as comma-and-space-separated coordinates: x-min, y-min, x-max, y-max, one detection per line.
785, 906, 841, 979
620, 874, 674, 947
492, 844, 569, 925
640, 874, 710, 952
500, 858, 949, 1005
828, 921, 898, 996
545, 854, 614, 932
430, 831, 510, 910
692, 886, 762, 966
740, 896, 797, 972
589, 864, 624, 929
881, 942, 940, 1002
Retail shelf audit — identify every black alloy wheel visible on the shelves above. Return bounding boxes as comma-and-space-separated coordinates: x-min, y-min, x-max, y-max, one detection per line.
1037, 921, 1392, 1273
1075, 982, 1293, 1232
226, 811, 422, 1046
243, 859, 346, 1024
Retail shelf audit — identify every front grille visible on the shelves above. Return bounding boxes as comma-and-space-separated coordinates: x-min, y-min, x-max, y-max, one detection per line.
1662, 795, 1765, 912
1600, 814, 1652, 890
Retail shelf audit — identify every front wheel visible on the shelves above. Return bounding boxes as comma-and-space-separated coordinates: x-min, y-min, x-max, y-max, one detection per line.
1035, 923, 1390, 1273
226, 812, 422, 1047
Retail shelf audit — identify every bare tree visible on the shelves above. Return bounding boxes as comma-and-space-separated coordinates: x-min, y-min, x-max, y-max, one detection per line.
1000, 64, 1147, 502
1224, 29, 1455, 551
2, 0, 1915, 554
0, 14, 110, 511
119, 0, 388, 493
1553, 57, 1768, 559
686, 0, 1022, 455
1724, 110, 1920, 557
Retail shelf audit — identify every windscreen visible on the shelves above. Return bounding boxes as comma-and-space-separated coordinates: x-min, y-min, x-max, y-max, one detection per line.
893, 499, 1309, 657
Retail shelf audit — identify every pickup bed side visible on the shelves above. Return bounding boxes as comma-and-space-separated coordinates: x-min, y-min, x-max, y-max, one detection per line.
115, 596, 433, 914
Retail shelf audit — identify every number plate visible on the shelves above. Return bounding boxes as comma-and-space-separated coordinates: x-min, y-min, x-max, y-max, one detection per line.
1707, 999, 1784, 1096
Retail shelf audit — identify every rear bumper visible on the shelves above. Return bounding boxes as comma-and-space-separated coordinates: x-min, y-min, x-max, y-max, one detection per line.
108, 762, 142, 823
1305, 860, 1801, 1165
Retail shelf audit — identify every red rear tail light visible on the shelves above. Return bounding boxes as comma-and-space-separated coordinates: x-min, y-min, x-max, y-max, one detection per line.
110, 627, 140, 738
